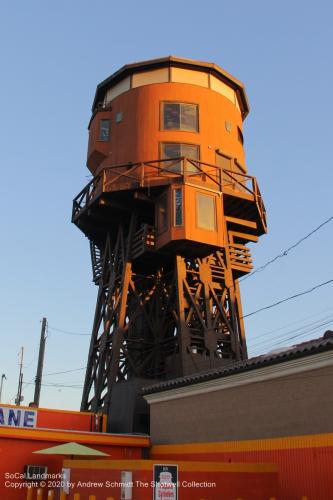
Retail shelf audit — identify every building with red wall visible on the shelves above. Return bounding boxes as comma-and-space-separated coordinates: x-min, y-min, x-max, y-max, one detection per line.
0, 404, 278, 500
144, 333, 333, 499
0, 405, 149, 499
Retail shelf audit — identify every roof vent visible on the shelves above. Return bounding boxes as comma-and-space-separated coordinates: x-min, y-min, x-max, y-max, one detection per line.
323, 330, 333, 339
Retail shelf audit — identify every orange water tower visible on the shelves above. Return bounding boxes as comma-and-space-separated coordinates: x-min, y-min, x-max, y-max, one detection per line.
72, 56, 267, 432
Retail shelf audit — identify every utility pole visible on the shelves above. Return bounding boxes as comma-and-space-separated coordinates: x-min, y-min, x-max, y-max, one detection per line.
15, 347, 24, 406
33, 317, 47, 407
0, 374, 6, 401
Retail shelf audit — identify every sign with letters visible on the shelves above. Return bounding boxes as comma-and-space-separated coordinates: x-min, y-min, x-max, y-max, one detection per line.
153, 464, 178, 500
0, 407, 37, 428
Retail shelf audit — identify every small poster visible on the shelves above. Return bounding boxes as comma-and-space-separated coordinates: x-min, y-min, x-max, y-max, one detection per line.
61, 468, 71, 494
153, 464, 178, 500
121, 471, 133, 500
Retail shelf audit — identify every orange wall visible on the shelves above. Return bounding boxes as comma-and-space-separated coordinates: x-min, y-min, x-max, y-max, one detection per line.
0, 426, 149, 500
155, 185, 226, 251
151, 434, 333, 500
0, 404, 94, 432
62, 459, 277, 500
87, 83, 245, 175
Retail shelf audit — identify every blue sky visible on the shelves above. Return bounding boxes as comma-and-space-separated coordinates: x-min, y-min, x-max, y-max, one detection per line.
0, 1, 332, 410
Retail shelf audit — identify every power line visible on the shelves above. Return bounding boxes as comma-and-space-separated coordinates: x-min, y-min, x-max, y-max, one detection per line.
250, 315, 333, 351
6, 370, 86, 402
250, 311, 333, 345
273, 319, 333, 346
23, 348, 39, 369
48, 325, 90, 336
24, 382, 83, 389
43, 367, 86, 376
249, 305, 333, 340
243, 278, 333, 319
240, 215, 333, 282
6, 377, 35, 404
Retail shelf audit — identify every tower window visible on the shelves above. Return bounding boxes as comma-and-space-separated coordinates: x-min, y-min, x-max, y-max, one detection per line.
237, 127, 244, 145
215, 151, 232, 170
160, 143, 199, 173
225, 121, 232, 132
196, 193, 216, 231
162, 102, 199, 132
99, 119, 110, 141
174, 188, 183, 226
116, 112, 123, 124
216, 151, 233, 185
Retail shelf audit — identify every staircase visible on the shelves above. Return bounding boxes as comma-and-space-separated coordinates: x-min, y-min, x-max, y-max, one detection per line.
90, 241, 103, 284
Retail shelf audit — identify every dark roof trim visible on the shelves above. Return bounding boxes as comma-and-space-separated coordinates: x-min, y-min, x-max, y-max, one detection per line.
142, 336, 333, 396
92, 56, 249, 117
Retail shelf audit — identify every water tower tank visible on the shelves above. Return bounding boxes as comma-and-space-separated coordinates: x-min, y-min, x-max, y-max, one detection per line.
72, 56, 267, 433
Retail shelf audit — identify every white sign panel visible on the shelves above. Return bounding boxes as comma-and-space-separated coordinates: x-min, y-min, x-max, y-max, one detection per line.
153, 465, 178, 500
0, 407, 37, 428
62, 468, 71, 494
121, 471, 133, 499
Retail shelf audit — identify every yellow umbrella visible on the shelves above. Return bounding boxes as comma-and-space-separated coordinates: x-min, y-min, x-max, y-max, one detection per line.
33, 442, 109, 459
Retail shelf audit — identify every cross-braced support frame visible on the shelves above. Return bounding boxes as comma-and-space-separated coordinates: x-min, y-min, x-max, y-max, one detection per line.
81, 215, 247, 415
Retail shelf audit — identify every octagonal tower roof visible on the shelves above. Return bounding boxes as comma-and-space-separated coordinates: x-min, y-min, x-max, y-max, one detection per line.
92, 56, 250, 118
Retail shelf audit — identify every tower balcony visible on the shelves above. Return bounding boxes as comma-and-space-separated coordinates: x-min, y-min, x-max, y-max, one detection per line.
73, 158, 266, 236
